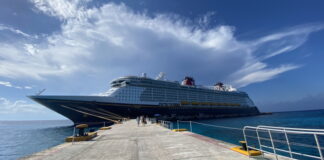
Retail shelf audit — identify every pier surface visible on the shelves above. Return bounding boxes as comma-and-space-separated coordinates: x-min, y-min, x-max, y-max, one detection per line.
22, 120, 286, 160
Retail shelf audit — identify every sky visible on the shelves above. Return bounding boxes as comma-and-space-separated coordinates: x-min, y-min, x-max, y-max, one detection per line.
0, 0, 324, 120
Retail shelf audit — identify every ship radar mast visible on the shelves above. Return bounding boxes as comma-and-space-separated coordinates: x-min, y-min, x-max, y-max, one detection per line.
141, 73, 147, 78
156, 72, 166, 80
214, 82, 224, 91
214, 82, 237, 92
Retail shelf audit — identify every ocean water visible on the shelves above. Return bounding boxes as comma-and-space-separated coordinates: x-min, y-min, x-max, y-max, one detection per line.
1, 110, 324, 160
176, 109, 324, 160
0, 120, 74, 160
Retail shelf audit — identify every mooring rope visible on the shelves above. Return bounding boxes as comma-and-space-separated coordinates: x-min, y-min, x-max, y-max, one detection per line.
97, 108, 125, 119
79, 106, 123, 120
190, 121, 242, 131
60, 105, 119, 123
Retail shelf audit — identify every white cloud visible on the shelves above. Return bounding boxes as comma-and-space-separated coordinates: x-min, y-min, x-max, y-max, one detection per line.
0, 24, 34, 38
0, 80, 32, 89
0, 81, 12, 87
232, 65, 299, 87
24, 44, 39, 55
24, 86, 33, 89
32, 0, 89, 20
0, 97, 44, 114
0, 0, 322, 88
0, 43, 75, 79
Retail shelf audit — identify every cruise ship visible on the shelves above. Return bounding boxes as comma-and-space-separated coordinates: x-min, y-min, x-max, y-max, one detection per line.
29, 73, 260, 124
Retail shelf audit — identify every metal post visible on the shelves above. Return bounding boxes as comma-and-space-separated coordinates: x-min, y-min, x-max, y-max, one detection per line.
190, 121, 193, 132
314, 134, 323, 160
284, 129, 293, 159
268, 130, 278, 160
256, 128, 262, 149
243, 127, 250, 158
256, 128, 264, 158
72, 126, 76, 144
104, 121, 106, 127
177, 120, 179, 130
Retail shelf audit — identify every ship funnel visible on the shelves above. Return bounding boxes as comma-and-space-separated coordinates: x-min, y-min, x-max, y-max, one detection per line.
156, 72, 166, 80
181, 77, 195, 86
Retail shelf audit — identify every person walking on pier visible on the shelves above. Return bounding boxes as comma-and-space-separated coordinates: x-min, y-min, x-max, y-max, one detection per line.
136, 116, 140, 126
142, 115, 147, 126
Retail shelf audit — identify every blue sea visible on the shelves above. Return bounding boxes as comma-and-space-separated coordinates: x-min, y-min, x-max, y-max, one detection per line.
1, 109, 324, 160
0, 120, 74, 160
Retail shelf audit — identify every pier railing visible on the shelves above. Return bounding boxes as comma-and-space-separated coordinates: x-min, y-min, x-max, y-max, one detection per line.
243, 125, 324, 160
173, 120, 324, 160
158, 120, 173, 130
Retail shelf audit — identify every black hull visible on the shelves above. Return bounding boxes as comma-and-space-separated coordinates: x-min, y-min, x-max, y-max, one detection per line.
31, 97, 260, 124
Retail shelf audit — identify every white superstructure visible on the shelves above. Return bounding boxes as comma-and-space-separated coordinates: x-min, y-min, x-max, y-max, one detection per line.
101, 75, 255, 107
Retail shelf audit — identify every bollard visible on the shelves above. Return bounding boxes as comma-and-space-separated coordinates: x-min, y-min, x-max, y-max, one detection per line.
190, 121, 192, 132
177, 120, 179, 130
76, 124, 88, 136
239, 141, 247, 151
72, 126, 76, 144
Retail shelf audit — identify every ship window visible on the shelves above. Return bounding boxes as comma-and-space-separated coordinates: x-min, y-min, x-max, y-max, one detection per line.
112, 83, 121, 87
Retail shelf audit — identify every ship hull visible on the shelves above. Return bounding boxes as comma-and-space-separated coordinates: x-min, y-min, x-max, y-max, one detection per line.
30, 96, 260, 124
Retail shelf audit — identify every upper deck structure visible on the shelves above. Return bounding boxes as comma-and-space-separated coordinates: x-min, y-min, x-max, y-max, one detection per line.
105, 75, 255, 107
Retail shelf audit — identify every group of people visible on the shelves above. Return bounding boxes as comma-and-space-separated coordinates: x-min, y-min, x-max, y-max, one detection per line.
136, 115, 148, 126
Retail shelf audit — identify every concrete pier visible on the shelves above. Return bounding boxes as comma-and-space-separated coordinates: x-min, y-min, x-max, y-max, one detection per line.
22, 120, 287, 160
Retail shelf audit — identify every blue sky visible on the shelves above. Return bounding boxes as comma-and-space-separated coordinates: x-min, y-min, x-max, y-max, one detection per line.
1, 0, 324, 120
